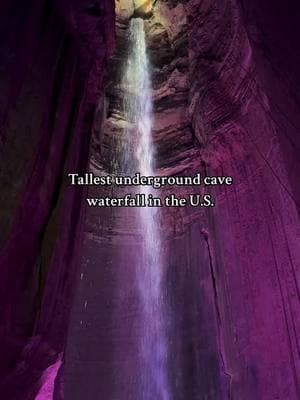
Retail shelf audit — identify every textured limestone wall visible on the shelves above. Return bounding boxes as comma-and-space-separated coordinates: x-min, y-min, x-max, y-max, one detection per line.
0, 0, 299, 398
65, 0, 300, 399
187, 0, 300, 398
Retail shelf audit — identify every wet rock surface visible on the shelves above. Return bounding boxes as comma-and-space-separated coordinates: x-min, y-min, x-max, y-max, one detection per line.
0, 0, 299, 399
73, 0, 300, 399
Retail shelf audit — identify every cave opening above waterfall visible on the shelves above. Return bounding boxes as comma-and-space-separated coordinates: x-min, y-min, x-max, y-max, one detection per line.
117, 0, 156, 19
1, 0, 300, 399
90, 0, 201, 178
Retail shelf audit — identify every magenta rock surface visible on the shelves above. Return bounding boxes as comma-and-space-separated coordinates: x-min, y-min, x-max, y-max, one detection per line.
0, 0, 299, 399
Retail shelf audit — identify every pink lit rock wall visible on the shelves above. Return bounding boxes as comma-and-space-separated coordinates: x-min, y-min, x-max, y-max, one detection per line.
187, 0, 300, 398
0, 0, 299, 399
64, 0, 300, 399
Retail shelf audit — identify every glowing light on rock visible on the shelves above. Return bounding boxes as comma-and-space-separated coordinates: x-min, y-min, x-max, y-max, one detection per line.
35, 359, 62, 400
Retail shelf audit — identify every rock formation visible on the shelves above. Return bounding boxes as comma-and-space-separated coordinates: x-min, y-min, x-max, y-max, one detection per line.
0, 1, 115, 398
65, 0, 300, 399
0, 0, 299, 399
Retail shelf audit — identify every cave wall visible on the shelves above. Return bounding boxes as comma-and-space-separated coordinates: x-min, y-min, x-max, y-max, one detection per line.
0, 0, 299, 399
64, 2, 224, 398
65, 0, 300, 399
0, 1, 115, 398
187, 0, 300, 398
238, 0, 300, 215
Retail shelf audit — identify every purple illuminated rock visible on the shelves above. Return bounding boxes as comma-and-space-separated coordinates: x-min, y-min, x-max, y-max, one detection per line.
0, 0, 300, 399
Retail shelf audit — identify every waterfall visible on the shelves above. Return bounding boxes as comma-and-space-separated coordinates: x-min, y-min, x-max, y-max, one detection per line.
122, 18, 170, 400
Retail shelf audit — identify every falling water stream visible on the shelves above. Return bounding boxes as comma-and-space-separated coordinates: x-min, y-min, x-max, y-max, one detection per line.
122, 18, 170, 400
35, 17, 171, 400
